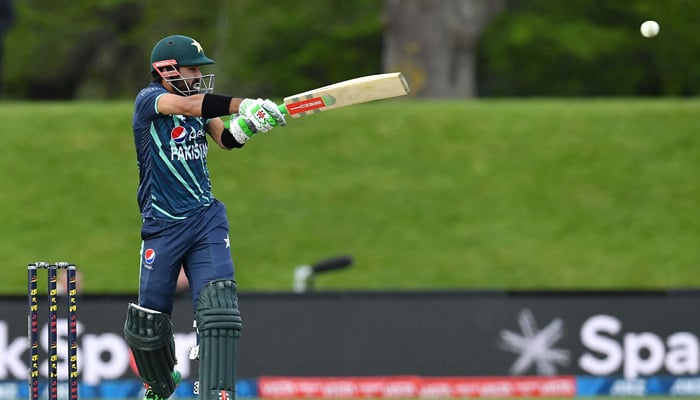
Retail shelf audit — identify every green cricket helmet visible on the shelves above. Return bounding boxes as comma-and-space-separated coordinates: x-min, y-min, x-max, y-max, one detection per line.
150, 35, 216, 96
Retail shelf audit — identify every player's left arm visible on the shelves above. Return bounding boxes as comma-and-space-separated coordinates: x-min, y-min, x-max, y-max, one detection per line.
206, 115, 265, 150
206, 117, 229, 150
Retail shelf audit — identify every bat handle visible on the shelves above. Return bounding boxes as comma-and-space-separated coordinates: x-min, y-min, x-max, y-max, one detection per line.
278, 103, 289, 115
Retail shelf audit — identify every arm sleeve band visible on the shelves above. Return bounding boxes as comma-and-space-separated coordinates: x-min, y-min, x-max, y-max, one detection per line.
221, 129, 244, 149
202, 94, 233, 118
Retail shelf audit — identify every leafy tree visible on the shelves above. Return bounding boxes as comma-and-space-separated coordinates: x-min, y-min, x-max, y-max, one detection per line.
5, 0, 148, 98
219, 0, 383, 97
477, 0, 700, 96
3, 0, 698, 99
4, 0, 382, 99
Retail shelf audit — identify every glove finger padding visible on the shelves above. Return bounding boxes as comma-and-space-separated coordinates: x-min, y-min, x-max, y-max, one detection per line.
261, 99, 286, 127
226, 117, 256, 145
238, 98, 285, 133
248, 106, 274, 133
237, 98, 259, 117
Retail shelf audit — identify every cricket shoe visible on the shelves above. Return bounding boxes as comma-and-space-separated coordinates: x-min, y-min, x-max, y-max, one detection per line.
143, 370, 182, 400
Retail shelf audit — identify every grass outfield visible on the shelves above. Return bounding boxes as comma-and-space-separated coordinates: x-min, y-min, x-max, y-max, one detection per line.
0, 99, 697, 294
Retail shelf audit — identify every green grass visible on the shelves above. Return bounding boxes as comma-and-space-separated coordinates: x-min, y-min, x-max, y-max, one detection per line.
0, 99, 698, 294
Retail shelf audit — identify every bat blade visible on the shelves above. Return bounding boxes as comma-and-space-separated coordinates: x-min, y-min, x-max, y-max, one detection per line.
279, 72, 410, 118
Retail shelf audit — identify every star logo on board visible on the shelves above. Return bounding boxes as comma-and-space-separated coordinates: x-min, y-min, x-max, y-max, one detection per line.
499, 308, 570, 375
191, 40, 204, 53
224, 234, 230, 249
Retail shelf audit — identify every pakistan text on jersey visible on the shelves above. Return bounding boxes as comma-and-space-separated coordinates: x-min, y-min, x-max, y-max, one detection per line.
170, 142, 209, 161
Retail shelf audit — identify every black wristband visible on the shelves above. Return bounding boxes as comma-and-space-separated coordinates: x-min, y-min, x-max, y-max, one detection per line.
202, 94, 233, 118
221, 128, 244, 149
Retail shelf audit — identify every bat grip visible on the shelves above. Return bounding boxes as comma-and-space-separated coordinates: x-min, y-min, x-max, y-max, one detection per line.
278, 103, 289, 115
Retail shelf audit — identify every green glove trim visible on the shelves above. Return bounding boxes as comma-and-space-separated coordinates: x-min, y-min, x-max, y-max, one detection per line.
237, 117, 256, 137
223, 117, 256, 137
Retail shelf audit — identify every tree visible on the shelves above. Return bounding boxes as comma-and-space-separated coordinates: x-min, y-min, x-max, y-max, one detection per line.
382, 0, 504, 98
477, 0, 700, 96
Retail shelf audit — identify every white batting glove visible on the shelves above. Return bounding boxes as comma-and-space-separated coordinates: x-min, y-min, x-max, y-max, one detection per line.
239, 98, 286, 133
226, 116, 257, 145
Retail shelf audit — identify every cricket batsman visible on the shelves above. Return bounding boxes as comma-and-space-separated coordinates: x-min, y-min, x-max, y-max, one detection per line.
123, 34, 285, 400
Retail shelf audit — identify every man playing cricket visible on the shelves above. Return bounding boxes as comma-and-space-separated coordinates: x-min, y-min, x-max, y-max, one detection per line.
123, 34, 286, 400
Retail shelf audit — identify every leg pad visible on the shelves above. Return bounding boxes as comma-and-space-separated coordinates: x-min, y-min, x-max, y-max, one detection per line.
196, 280, 243, 400
124, 303, 178, 398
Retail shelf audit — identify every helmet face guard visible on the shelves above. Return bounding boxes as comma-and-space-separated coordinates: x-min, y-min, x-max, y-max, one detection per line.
150, 35, 216, 96
153, 59, 215, 96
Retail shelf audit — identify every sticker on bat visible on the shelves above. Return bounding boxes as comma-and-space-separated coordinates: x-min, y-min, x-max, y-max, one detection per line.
286, 95, 336, 115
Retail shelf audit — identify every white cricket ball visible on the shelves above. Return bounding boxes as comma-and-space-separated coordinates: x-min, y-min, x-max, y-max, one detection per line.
640, 20, 660, 38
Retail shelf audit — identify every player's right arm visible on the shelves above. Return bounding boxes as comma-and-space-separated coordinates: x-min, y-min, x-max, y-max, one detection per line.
156, 93, 286, 149
155, 93, 242, 117
155, 94, 286, 128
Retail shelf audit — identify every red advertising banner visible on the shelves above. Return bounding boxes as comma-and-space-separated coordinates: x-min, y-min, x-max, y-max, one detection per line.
419, 376, 576, 398
258, 376, 576, 398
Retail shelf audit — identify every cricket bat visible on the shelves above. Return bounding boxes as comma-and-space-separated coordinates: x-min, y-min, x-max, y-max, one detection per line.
278, 72, 410, 118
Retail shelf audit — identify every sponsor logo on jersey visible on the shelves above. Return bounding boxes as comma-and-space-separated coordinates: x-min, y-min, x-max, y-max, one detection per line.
169, 120, 209, 161
171, 141, 209, 161
171, 126, 188, 143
